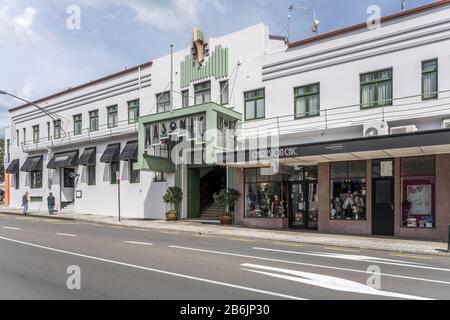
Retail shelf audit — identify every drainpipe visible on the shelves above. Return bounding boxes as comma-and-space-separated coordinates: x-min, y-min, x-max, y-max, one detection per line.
170, 44, 174, 113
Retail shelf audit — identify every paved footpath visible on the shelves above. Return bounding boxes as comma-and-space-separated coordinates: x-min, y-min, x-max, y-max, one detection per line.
0, 206, 448, 257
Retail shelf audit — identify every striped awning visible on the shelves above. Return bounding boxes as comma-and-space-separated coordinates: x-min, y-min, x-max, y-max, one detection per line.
6, 159, 20, 174
100, 144, 121, 163
120, 141, 138, 161
21, 156, 43, 172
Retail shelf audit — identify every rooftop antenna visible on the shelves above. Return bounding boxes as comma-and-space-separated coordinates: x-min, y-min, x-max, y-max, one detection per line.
287, 3, 308, 42
401, 0, 406, 10
311, 9, 320, 35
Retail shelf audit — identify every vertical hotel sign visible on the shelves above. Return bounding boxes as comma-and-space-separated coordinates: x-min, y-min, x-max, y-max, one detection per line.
144, 114, 206, 149
181, 28, 229, 88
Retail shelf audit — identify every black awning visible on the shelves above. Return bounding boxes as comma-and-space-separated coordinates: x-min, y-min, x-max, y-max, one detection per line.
21, 156, 43, 172
47, 150, 79, 169
100, 143, 121, 163
120, 141, 138, 161
78, 148, 96, 166
6, 159, 20, 174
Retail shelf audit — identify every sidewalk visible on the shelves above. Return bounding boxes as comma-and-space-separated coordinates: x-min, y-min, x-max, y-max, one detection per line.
1, 206, 449, 257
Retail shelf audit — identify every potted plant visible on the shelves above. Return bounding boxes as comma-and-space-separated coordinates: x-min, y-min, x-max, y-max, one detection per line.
213, 188, 241, 225
163, 186, 183, 221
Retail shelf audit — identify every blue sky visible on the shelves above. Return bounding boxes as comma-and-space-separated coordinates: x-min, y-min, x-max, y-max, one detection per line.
0, 0, 436, 135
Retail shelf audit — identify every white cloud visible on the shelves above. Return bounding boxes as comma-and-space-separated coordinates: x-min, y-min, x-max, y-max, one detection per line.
0, 0, 39, 44
79, 0, 229, 30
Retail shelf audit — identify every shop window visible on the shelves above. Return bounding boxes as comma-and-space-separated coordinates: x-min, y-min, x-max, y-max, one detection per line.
15, 172, 20, 190
129, 160, 140, 184
30, 197, 43, 203
401, 156, 435, 228
244, 168, 288, 219
87, 165, 96, 186
110, 162, 120, 185
330, 161, 367, 220
154, 172, 166, 182
31, 171, 43, 189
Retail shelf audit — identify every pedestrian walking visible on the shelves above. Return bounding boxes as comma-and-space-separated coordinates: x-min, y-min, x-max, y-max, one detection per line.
47, 193, 56, 215
22, 192, 30, 216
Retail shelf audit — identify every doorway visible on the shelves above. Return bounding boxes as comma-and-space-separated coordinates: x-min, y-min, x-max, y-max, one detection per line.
60, 168, 76, 208
372, 177, 395, 236
289, 167, 319, 229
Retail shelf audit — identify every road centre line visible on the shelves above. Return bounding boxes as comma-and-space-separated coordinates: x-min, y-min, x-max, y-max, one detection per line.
0, 236, 305, 301
2, 226, 21, 231
324, 247, 361, 253
390, 253, 434, 260
168, 245, 450, 286
124, 241, 153, 246
253, 247, 449, 272
56, 233, 78, 237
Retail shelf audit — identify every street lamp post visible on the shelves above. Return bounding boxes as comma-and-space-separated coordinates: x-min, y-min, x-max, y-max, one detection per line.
0, 89, 67, 133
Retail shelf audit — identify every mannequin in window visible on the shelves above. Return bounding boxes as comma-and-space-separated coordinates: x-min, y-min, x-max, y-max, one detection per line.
272, 195, 283, 218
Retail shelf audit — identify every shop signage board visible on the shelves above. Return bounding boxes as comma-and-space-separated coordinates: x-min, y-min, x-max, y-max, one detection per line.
144, 114, 206, 149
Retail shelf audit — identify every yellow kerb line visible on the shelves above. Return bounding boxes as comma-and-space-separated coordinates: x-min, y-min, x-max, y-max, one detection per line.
324, 247, 361, 253
273, 242, 304, 247
229, 237, 254, 242
390, 253, 433, 260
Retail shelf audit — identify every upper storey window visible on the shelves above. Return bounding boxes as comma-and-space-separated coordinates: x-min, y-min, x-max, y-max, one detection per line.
294, 83, 320, 119
244, 89, 265, 121
422, 59, 438, 100
156, 92, 170, 113
194, 81, 211, 106
360, 69, 393, 109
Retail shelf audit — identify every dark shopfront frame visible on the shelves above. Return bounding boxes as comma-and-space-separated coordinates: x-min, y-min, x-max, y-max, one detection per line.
243, 167, 319, 230
289, 166, 319, 230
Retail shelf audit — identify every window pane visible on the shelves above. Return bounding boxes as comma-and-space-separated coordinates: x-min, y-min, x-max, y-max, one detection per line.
348, 161, 366, 178
295, 97, 306, 117
330, 162, 348, 179
401, 156, 435, 176
245, 101, 255, 120
256, 98, 265, 118
330, 179, 366, 220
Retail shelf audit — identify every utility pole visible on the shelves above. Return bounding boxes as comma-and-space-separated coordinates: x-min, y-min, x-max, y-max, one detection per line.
117, 171, 121, 222
170, 44, 174, 113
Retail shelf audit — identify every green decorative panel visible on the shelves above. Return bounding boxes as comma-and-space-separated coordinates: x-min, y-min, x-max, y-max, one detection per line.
181, 45, 229, 88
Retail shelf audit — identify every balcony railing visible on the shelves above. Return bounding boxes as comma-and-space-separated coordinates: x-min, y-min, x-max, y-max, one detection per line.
21, 119, 139, 153
239, 89, 450, 139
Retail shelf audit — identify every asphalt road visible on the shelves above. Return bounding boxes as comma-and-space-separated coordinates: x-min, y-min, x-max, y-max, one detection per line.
0, 213, 449, 300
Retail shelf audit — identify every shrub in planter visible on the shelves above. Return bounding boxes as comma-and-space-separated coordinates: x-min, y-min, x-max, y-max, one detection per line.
213, 188, 240, 225
163, 186, 183, 221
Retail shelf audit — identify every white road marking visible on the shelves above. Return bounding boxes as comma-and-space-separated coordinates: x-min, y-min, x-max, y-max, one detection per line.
241, 263, 432, 300
169, 245, 450, 286
2, 227, 21, 231
124, 241, 153, 246
56, 233, 78, 237
0, 236, 306, 300
253, 247, 450, 272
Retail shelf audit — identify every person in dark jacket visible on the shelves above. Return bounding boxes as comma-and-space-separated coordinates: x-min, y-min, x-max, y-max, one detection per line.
22, 192, 30, 216
47, 193, 56, 215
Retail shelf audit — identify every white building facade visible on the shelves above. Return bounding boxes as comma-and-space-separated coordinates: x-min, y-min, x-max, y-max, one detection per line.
3, 1, 450, 240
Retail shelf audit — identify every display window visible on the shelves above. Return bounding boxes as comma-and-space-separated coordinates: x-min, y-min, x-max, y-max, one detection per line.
401, 156, 435, 228
244, 168, 288, 218
330, 161, 367, 221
